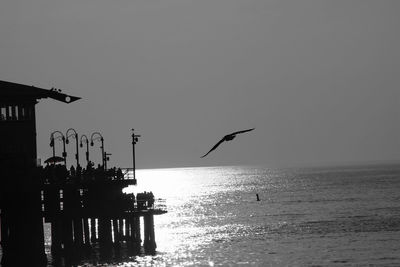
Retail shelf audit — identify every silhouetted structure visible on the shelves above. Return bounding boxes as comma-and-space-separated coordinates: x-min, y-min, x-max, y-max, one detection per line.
41, 164, 166, 266
0, 80, 80, 266
0, 80, 167, 266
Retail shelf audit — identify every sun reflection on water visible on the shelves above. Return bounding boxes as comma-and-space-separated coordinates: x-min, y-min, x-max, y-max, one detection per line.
41, 165, 400, 266
121, 166, 268, 265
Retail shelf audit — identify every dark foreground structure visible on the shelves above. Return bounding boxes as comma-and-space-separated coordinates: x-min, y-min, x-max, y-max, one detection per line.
0, 80, 166, 266
41, 163, 167, 266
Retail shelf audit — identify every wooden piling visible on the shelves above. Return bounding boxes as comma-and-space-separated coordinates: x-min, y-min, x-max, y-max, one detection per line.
125, 218, 130, 240
72, 189, 84, 255
37, 171, 167, 264
98, 218, 113, 260
112, 219, 121, 257
62, 219, 74, 265
83, 218, 90, 247
0, 207, 9, 266
62, 188, 75, 264
133, 215, 141, 250
118, 219, 124, 241
143, 214, 156, 254
50, 220, 62, 263
112, 219, 120, 243
90, 218, 97, 242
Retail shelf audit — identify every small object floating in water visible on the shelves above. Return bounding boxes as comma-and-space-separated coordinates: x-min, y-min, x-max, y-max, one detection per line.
256, 193, 260, 201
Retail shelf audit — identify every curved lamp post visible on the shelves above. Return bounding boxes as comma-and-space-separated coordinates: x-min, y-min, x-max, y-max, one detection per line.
50, 130, 66, 165
90, 132, 104, 169
66, 128, 79, 167
80, 134, 90, 165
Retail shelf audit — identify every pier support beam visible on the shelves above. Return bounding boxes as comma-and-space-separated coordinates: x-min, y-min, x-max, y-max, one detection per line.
51, 220, 62, 263
83, 218, 91, 253
72, 189, 84, 257
112, 219, 121, 257
90, 218, 97, 242
73, 218, 84, 260
133, 216, 141, 250
47, 188, 62, 264
0, 208, 9, 266
127, 215, 141, 254
0, 191, 47, 267
98, 218, 113, 260
118, 219, 124, 241
143, 214, 156, 254
124, 218, 130, 241
62, 219, 74, 266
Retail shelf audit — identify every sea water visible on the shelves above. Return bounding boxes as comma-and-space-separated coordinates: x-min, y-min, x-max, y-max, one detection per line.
130, 164, 400, 266
4, 164, 400, 266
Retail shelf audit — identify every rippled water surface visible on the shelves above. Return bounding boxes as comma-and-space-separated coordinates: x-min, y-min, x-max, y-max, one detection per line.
114, 164, 400, 266
5, 164, 400, 266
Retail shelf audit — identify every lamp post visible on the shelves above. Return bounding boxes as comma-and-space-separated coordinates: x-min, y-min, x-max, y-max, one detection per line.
50, 135, 55, 158
104, 152, 112, 170
90, 132, 104, 170
50, 130, 66, 165
80, 134, 90, 165
131, 129, 141, 180
66, 128, 79, 167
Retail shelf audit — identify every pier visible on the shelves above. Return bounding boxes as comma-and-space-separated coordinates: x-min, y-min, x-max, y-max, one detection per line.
41, 165, 167, 265
0, 80, 167, 266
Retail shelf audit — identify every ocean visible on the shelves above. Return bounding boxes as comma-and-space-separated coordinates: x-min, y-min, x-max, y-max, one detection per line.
5, 164, 400, 266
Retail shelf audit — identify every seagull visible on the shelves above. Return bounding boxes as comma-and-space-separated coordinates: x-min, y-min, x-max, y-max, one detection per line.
201, 128, 255, 158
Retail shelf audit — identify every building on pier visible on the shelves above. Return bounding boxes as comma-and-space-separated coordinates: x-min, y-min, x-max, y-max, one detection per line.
0, 80, 80, 267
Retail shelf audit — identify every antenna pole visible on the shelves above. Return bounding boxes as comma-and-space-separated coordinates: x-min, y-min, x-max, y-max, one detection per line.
131, 129, 140, 180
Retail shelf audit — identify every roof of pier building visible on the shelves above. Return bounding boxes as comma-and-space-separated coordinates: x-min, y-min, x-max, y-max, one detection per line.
0, 80, 80, 104
0, 80, 80, 172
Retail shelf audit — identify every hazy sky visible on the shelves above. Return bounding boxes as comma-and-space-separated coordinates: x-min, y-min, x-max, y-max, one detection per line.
1, 0, 399, 169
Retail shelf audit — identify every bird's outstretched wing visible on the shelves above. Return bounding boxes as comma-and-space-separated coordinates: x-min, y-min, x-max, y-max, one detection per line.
200, 138, 226, 158
201, 128, 255, 158
229, 128, 255, 136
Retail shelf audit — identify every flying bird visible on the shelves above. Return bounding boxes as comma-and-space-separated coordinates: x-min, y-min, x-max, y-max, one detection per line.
201, 128, 255, 158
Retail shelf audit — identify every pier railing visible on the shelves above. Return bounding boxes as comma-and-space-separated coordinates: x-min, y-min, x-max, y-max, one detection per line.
122, 168, 134, 180
135, 198, 167, 213
122, 168, 137, 184
40, 168, 137, 186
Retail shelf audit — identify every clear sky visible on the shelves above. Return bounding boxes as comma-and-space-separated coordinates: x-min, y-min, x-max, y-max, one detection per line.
1, 0, 399, 169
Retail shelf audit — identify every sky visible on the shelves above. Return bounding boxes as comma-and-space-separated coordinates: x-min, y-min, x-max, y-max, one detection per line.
1, 0, 399, 169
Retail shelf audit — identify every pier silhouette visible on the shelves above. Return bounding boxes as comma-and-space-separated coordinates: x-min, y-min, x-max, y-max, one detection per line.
0, 80, 167, 266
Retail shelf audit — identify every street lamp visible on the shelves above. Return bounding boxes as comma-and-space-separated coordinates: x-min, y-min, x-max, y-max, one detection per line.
66, 128, 79, 167
90, 132, 104, 169
104, 152, 112, 170
131, 129, 141, 180
80, 134, 90, 165
50, 130, 66, 165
